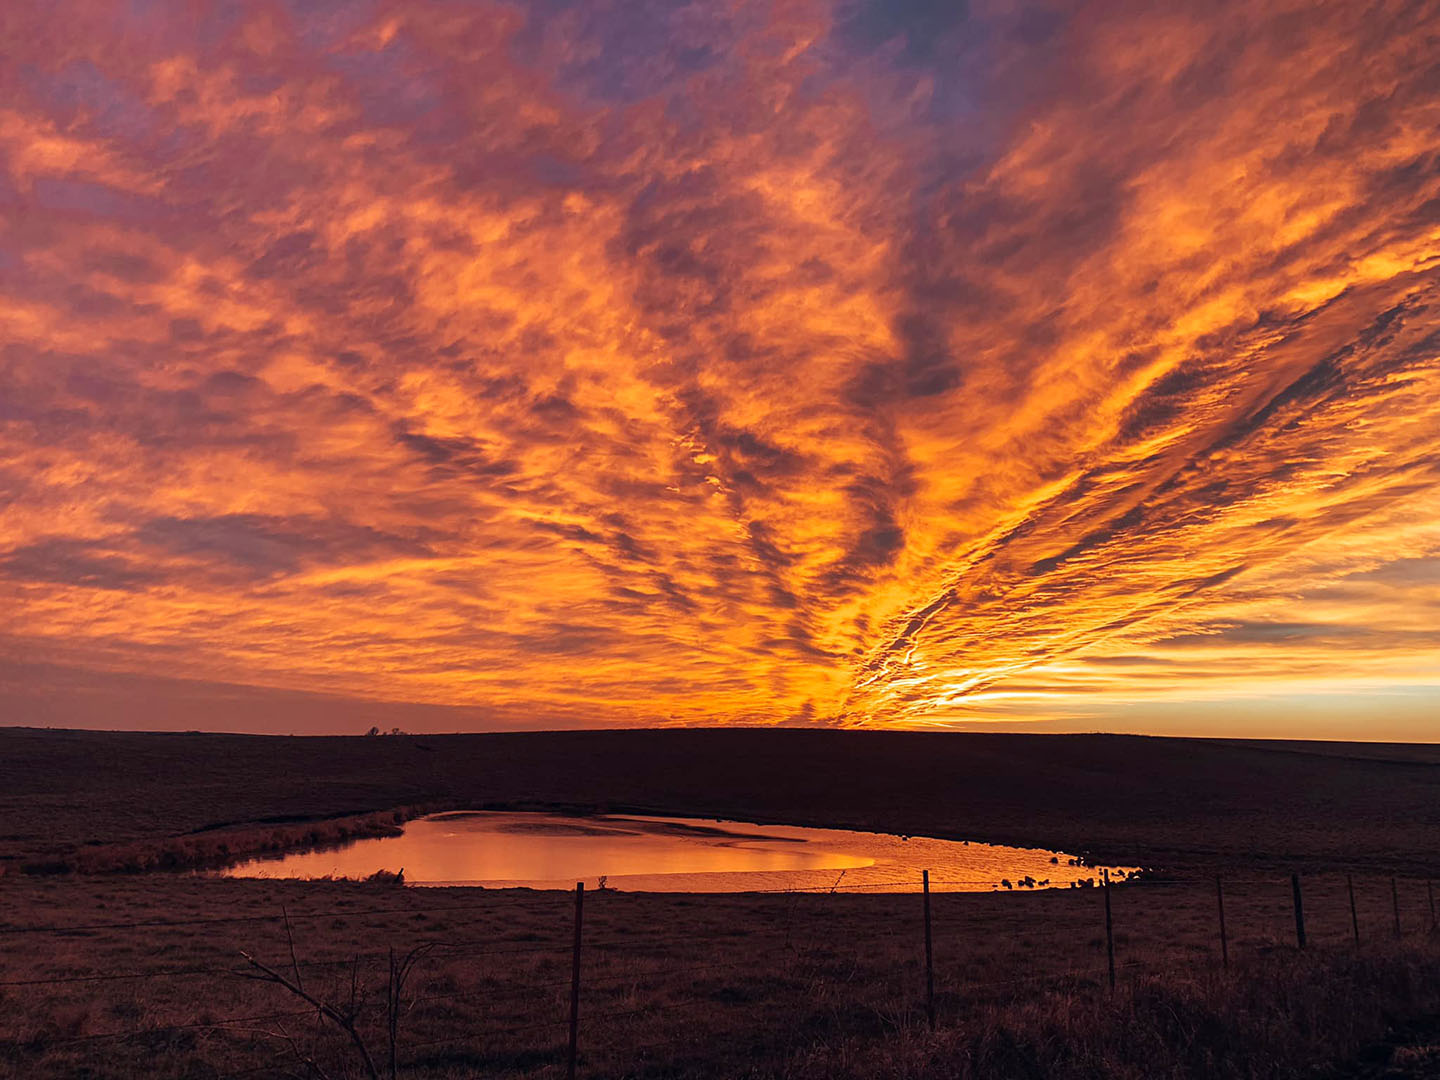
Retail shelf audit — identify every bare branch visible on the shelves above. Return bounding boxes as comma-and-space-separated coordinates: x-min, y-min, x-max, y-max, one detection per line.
282, 906, 305, 996
253, 1020, 334, 1080
240, 951, 380, 1080
386, 941, 442, 1079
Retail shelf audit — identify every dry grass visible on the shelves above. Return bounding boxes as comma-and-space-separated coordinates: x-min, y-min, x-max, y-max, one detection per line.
3, 729, 1438, 1076
58, 806, 434, 876
4, 728, 1440, 873
1, 872, 1436, 1078
785, 949, 1440, 1080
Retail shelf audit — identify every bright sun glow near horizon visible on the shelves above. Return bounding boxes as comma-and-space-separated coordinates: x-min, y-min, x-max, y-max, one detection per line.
2, 1, 1438, 739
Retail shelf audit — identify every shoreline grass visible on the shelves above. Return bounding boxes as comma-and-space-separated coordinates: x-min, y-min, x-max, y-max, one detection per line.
14, 805, 441, 877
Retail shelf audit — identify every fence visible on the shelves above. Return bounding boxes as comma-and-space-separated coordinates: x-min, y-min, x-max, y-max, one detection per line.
0, 870, 1437, 1078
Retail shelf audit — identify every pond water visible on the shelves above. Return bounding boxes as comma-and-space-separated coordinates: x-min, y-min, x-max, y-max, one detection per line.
219, 812, 1139, 892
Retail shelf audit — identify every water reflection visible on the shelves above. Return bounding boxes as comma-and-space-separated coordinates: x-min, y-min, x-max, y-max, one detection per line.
219, 812, 1139, 892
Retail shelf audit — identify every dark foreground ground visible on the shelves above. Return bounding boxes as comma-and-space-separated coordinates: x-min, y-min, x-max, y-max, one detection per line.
0, 727, 1438, 1078
1, 873, 1438, 1079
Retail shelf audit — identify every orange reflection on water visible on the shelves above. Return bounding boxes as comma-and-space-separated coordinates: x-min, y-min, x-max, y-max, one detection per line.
219, 812, 1138, 893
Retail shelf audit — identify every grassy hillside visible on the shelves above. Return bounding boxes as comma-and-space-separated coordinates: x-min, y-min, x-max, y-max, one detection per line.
2, 727, 1438, 871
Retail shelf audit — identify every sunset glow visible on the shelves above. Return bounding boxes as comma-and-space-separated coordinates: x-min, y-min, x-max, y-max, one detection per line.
2, 0, 1438, 736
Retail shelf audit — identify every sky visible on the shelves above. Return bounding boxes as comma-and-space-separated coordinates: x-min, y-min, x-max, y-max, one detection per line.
1, 0, 1438, 738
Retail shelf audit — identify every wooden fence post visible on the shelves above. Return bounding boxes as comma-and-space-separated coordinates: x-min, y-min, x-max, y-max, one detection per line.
1103, 869, 1116, 989
1215, 876, 1229, 969
1291, 873, 1306, 950
1392, 877, 1402, 939
923, 869, 935, 1030
567, 881, 584, 1080
1348, 875, 1360, 946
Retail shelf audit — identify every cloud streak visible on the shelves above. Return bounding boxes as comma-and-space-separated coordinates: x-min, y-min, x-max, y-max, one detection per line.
1, 0, 1438, 734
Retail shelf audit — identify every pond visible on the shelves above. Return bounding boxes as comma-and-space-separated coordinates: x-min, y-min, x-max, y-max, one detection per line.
219, 812, 1139, 892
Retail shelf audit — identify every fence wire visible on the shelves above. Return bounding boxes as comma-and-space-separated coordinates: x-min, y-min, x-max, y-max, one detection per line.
2, 872, 1436, 1078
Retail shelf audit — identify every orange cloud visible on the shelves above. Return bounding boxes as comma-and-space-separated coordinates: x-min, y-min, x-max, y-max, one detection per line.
1, 0, 1437, 736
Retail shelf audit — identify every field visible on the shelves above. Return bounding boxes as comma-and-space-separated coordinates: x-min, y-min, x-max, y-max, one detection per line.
4, 727, 1440, 871
1, 728, 1439, 1078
